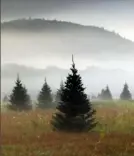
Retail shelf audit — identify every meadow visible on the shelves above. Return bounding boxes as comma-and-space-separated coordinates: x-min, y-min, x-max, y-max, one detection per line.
1, 100, 134, 156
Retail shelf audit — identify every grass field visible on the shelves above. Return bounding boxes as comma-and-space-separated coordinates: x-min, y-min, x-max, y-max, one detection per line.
1, 101, 134, 156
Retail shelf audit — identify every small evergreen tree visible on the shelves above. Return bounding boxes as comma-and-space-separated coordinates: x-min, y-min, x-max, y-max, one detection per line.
98, 86, 112, 100
9, 75, 31, 111
37, 78, 53, 108
55, 80, 64, 104
51, 56, 96, 132
103, 85, 113, 100
120, 83, 132, 100
100, 89, 105, 99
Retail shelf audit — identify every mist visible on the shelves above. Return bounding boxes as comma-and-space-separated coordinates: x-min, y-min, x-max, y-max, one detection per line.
1, 1, 134, 100
2, 27, 134, 71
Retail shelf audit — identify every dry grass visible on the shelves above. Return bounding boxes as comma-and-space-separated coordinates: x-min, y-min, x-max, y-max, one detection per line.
1, 101, 134, 156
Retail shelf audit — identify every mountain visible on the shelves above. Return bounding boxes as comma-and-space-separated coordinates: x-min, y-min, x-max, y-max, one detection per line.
1, 19, 132, 41
1, 19, 134, 99
1, 64, 134, 99
1, 19, 134, 69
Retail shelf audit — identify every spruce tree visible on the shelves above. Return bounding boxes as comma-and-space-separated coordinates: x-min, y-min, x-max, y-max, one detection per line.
37, 78, 53, 108
98, 86, 112, 100
51, 56, 96, 132
120, 83, 132, 100
100, 89, 105, 100
55, 80, 64, 104
103, 85, 113, 100
9, 75, 31, 111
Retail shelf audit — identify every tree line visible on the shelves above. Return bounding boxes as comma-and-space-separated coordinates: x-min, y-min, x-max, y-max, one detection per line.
96, 83, 132, 101
2, 56, 133, 132
3, 75, 132, 109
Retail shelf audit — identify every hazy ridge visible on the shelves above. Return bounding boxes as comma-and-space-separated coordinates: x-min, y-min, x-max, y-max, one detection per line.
1, 19, 133, 43
2, 19, 134, 62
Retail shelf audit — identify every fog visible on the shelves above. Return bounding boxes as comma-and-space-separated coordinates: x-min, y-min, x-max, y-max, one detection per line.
2, 29, 134, 71
1, 0, 134, 99
1, 24, 134, 99
1, 64, 134, 100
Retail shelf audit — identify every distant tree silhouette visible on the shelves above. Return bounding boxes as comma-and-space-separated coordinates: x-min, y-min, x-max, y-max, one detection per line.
100, 89, 105, 99
98, 86, 112, 100
2, 95, 9, 104
104, 85, 113, 100
9, 74, 31, 111
120, 83, 132, 100
91, 94, 97, 100
55, 80, 64, 104
51, 55, 96, 132
37, 78, 53, 108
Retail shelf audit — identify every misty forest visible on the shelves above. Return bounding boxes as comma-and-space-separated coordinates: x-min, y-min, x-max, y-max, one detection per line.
1, 0, 134, 156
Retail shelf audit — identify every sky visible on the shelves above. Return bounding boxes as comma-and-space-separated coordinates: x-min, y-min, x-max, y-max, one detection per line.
1, 0, 134, 41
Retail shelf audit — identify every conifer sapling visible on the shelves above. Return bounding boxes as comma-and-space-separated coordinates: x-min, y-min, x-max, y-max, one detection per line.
9, 74, 31, 111
51, 55, 97, 132
37, 78, 53, 108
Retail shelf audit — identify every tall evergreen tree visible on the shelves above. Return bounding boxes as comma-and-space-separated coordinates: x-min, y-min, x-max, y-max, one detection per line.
37, 78, 53, 108
55, 80, 64, 104
120, 83, 132, 100
9, 75, 31, 111
51, 56, 96, 132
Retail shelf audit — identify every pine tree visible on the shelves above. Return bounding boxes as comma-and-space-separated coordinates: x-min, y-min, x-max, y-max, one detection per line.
37, 78, 53, 108
103, 85, 113, 100
100, 89, 105, 99
120, 83, 132, 100
9, 75, 31, 111
51, 56, 96, 132
55, 80, 64, 104
98, 86, 112, 100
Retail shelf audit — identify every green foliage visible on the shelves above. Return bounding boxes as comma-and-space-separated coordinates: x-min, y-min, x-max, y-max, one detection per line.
120, 83, 132, 100
52, 57, 97, 132
37, 78, 53, 108
9, 75, 32, 111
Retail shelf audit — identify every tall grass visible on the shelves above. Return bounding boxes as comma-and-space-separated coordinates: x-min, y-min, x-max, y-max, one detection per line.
1, 101, 134, 156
